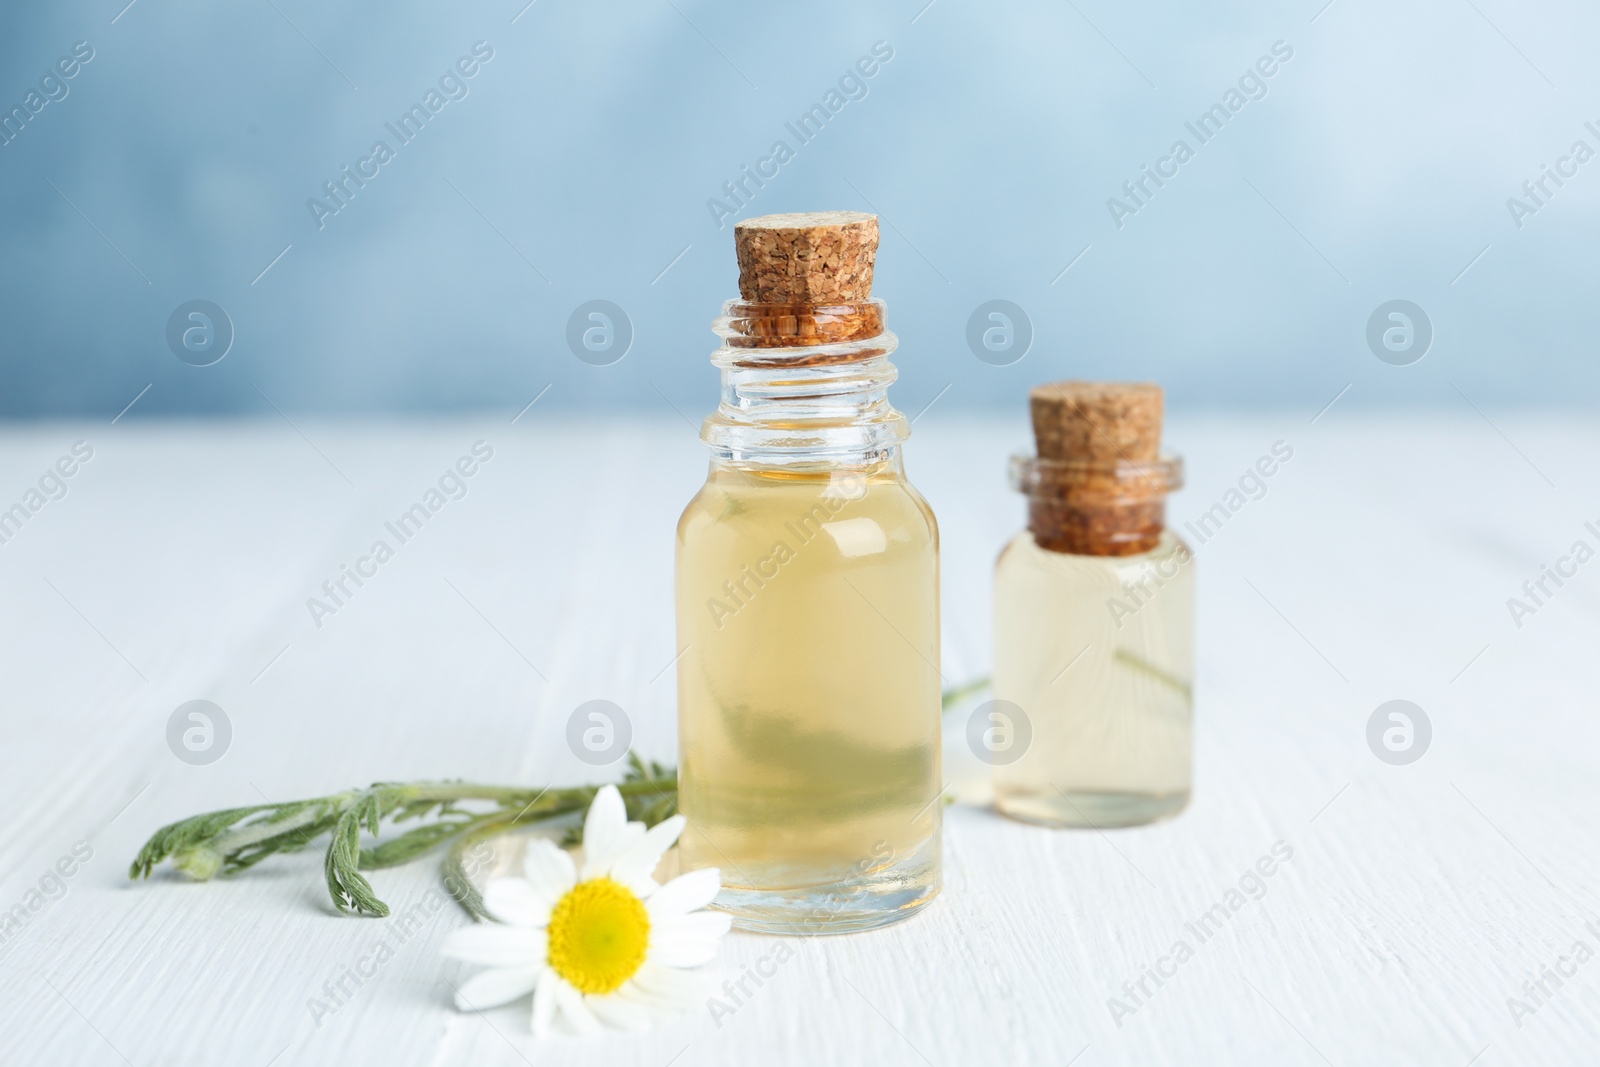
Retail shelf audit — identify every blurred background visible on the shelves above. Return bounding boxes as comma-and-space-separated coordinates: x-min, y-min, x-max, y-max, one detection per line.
3, 0, 1596, 421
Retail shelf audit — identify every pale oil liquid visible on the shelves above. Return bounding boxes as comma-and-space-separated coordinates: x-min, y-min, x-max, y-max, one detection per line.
992, 529, 1194, 827
675, 462, 941, 930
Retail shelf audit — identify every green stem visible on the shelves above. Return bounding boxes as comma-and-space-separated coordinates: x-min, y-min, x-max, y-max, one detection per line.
442, 810, 557, 920
131, 766, 680, 920
393, 777, 676, 808
1112, 648, 1193, 700
941, 676, 990, 711
211, 798, 351, 854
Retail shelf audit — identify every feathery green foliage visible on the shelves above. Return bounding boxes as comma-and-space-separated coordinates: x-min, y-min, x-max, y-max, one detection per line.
129, 754, 677, 918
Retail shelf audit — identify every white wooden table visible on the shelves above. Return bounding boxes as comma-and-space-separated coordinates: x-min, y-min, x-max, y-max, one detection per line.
1, 413, 1596, 1066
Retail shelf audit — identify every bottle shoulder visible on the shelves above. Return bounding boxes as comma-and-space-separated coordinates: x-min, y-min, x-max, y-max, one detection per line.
678, 466, 937, 551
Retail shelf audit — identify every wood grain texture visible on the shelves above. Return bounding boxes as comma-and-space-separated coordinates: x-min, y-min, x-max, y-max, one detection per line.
0, 413, 1597, 1066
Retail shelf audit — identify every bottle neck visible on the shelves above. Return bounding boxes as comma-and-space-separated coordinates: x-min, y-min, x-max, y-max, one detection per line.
701, 298, 909, 468
1011, 453, 1184, 557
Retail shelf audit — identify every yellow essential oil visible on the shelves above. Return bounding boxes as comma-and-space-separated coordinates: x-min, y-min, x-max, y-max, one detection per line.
992, 528, 1193, 826
673, 212, 942, 933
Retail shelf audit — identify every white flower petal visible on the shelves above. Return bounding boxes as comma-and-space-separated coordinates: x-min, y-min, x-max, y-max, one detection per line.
531, 967, 559, 1038
585, 991, 652, 1031
581, 785, 627, 871
483, 878, 554, 928
582, 821, 644, 882
454, 965, 541, 1011
647, 867, 721, 919
629, 963, 715, 1011
655, 910, 734, 943
648, 930, 725, 968
629, 961, 687, 998
647, 911, 732, 969
522, 838, 577, 903
441, 924, 547, 967
609, 815, 686, 894
555, 977, 604, 1036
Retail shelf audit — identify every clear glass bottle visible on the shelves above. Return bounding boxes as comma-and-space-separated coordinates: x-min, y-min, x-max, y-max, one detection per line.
675, 213, 941, 934
991, 382, 1193, 828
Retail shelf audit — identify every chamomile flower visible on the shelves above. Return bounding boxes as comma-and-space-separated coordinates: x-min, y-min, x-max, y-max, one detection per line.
441, 785, 730, 1036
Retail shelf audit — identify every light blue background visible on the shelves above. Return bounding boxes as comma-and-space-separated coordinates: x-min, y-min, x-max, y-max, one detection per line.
1, 0, 1595, 418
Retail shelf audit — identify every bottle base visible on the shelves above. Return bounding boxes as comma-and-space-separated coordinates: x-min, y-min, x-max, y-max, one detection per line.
709, 850, 940, 936
995, 789, 1189, 829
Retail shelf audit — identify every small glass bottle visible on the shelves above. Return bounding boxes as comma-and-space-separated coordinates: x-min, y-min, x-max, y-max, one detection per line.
675, 212, 942, 933
991, 381, 1193, 828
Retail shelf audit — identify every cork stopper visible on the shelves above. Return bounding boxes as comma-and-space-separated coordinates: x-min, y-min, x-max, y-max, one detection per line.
1019, 381, 1178, 557
735, 211, 878, 305
1030, 381, 1163, 462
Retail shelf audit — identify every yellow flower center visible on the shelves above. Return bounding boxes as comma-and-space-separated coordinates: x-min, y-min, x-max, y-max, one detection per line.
546, 878, 651, 994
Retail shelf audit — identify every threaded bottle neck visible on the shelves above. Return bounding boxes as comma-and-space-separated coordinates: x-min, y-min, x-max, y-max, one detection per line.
701, 298, 909, 466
